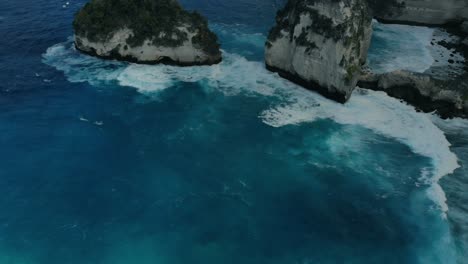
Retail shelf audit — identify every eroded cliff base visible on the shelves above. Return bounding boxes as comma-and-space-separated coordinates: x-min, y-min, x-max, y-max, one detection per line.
266, 64, 350, 103
74, 40, 222, 67
73, 0, 222, 66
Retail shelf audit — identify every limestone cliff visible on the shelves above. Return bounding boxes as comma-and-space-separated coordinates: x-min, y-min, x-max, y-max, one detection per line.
359, 71, 468, 118
73, 0, 221, 66
265, 0, 372, 103
376, 0, 468, 26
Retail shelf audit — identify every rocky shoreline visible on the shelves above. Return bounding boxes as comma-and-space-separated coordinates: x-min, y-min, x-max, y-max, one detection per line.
266, 64, 351, 103
74, 31, 222, 66
74, 43, 222, 67
358, 19, 468, 119
265, 0, 468, 119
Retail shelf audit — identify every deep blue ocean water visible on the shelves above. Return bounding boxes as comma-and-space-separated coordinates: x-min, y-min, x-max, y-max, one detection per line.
1, 1, 468, 263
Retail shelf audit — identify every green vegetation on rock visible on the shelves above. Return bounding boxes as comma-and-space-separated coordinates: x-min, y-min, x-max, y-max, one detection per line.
267, 0, 404, 44
267, 0, 370, 44
73, 0, 220, 55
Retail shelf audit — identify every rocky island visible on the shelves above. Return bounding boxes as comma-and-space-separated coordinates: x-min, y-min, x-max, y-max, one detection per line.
265, 0, 373, 103
73, 0, 221, 66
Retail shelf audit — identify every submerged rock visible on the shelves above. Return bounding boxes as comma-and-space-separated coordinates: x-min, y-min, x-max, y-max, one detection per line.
265, 0, 372, 103
73, 0, 221, 66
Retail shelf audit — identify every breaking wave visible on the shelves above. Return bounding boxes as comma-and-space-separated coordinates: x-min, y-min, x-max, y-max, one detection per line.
43, 37, 459, 214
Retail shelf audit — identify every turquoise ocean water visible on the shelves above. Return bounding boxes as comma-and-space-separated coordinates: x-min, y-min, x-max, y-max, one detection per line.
1, 0, 468, 263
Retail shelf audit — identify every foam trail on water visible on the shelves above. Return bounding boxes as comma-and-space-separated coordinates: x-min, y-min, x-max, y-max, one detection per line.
42, 40, 278, 96
260, 87, 459, 214
117, 64, 177, 92
42, 41, 125, 85
43, 38, 459, 214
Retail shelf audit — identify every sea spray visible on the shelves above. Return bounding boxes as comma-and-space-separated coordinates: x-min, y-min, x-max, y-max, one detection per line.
260, 88, 459, 214
43, 38, 459, 215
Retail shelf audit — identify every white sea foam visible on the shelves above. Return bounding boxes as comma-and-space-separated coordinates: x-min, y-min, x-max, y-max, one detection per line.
368, 21, 435, 74
43, 37, 460, 214
260, 87, 459, 214
43, 41, 125, 86
115, 52, 282, 97
43, 41, 278, 96
261, 88, 459, 180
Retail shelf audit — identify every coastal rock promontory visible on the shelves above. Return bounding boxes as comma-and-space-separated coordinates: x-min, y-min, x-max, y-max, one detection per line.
358, 70, 468, 118
73, 0, 221, 66
265, 0, 372, 103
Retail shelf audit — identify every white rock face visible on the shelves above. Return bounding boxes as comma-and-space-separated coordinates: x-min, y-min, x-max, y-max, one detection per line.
379, 0, 468, 25
359, 70, 468, 118
265, 0, 372, 103
75, 27, 221, 66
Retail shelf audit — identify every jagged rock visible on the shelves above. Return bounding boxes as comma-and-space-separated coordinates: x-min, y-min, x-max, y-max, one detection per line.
265, 0, 372, 103
73, 0, 221, 66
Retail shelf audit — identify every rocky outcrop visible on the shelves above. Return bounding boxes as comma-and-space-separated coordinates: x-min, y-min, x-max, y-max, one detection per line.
73, 0, 221, 66
376, 0, 468, 26
358, 71, 468, 118
265, 0, 372, 103
462, 21, 468, 33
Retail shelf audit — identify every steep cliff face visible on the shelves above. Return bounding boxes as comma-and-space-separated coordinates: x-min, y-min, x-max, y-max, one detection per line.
265, 0, 372, 103
73, 0, 221, 66
376, 0, 468, 25
359, 71, 468, 118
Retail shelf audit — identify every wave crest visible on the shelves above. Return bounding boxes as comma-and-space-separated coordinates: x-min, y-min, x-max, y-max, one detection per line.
43, 38, 459, 214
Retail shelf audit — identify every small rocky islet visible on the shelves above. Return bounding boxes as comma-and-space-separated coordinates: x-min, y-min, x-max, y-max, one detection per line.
73, 0, 221, 66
